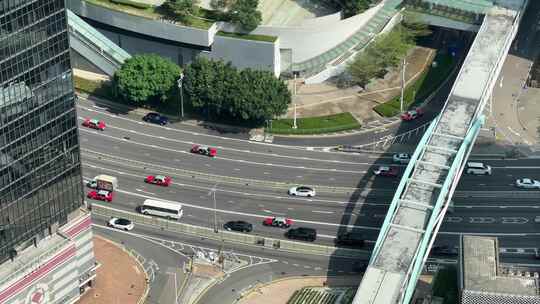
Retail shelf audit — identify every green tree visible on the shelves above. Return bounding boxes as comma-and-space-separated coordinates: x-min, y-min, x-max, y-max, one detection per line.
229, 0, 261, 31
210, 0, 235, 11
183, 57, 290, 122
114, 54, 182, 104
162, 0, 200, 23
348, 23, 423, 87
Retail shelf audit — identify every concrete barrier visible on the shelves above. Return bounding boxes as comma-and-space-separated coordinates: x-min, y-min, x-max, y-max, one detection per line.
92, 204, 366, 257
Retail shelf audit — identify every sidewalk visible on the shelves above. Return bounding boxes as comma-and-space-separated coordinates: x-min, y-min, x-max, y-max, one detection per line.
78, 236, 147, 304
236, 276, 362, 304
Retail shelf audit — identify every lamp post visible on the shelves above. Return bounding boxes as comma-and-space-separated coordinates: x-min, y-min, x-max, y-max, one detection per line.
177, 73, 184, 119
400, 57, 407, 113
292, 71, 300, 129
209, 183, 218, 233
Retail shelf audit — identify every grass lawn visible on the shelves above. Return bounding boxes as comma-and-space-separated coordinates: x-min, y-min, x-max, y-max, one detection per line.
217, 31, 278, 43
73, 76, 114, 100
374, 52, 456, 117
269, 113, 361, 135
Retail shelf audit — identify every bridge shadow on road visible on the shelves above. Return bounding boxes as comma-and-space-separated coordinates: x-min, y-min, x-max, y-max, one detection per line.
323, 28, 475, 296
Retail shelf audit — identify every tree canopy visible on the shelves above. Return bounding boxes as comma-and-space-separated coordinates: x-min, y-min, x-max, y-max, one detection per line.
162, 0, 200, 23
347, 22, 429, 87
114, 54, 182, 104
183, 57, 290, 122
229, 0, 262, 31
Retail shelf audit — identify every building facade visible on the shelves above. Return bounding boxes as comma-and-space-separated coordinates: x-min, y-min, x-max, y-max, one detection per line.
0, 1, 96, 303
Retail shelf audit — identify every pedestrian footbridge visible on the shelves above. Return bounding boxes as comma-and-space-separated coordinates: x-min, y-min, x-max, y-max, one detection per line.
352, 1, 528, 303
67, 9, 131, 76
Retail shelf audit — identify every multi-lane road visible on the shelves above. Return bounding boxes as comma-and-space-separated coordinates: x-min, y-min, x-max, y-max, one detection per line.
77, 97, 540, 258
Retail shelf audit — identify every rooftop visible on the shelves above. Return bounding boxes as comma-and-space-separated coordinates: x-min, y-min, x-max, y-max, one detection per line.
461, 235, 540, 296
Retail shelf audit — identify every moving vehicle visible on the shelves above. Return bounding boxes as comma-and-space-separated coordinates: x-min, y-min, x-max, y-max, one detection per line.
392, 153, 410, 164
401, 108, 423, 121
223, 221, 253, 232
373, 166, 399, 177
145, 175, 172, 186
143, 112, 169, 125
86, 175, 118, 192
82, 118, 106, 131
515, 178, 540, 189
465, 162, 492, 175
191, 144, 217, 157
286, 227, 317, 242
87, 190, 113, 202
263, 216, 293, 228
140, 199, 183, 220
335, 232, 365, 247
108, 217, 134, 231
288, 186, 316, 197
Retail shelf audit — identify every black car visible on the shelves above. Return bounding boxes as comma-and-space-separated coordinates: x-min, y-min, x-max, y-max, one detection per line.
224, 221, 253, 233
286, 227, 316, 242
335, 232, 365, 247
143, 112, 169, 125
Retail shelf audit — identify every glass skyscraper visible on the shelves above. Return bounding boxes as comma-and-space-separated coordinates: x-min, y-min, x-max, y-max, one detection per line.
0, 0, 84, 264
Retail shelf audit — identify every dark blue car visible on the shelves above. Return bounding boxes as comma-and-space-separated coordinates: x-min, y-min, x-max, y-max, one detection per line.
143, 112, 169, 125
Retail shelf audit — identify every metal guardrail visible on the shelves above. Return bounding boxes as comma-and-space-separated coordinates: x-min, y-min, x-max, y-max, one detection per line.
82, 149, 358, 194
92, 204, 365, 258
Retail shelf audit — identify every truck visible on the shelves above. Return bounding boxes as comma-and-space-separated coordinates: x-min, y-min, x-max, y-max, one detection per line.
86, 175, 118, 192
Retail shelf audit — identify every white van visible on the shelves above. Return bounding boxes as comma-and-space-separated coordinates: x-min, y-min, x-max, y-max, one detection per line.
465, 162, 492, 175
140, 199, 183, 220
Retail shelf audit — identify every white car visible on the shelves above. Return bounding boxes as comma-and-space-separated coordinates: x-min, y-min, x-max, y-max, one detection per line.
288, 186, 316, 197
515, 178, 540, 189
107, 217, 134, 231
392, 153, 410, 164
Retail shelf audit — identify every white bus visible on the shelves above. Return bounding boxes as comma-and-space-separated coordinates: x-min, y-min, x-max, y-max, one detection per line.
140, 199, 183, 220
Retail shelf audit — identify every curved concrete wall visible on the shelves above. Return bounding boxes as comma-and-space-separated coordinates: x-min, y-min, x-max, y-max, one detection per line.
250, 3, 383, 63
67, 0, 217, 47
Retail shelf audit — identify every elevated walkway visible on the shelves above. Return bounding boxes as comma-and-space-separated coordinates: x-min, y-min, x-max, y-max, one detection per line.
67, 9, 131, 76
352, 1, 527, 303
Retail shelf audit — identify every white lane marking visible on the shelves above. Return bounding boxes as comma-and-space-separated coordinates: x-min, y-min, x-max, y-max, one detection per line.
444, 217, 463, 223
263, 172, 270, 175
234, 168, 240, 171
79, 129, 366, 174
135, 188, 155, 195
82, 161, 366, 206
76, 108, 365, 160
93, 186, 381, 231
312, 210, 334, 214
468, 217, 496, 224
501, 217, 528, 224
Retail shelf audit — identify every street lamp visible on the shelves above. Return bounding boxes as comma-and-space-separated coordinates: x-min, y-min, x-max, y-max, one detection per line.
400, 57, 407, 113
177, 73, 184, 119
209, 183, 218, 233
292, 71, 300, 129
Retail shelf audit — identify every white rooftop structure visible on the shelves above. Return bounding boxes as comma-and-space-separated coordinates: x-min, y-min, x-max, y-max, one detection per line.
460, 235, 540, 303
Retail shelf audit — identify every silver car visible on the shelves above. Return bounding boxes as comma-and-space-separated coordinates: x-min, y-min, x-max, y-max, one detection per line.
108, 217, 134, 231
288, 186, 316, 197
515, 178, 540, 189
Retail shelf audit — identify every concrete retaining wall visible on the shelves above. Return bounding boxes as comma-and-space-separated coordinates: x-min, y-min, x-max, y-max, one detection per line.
68, 0, 216, 47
